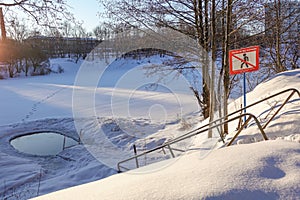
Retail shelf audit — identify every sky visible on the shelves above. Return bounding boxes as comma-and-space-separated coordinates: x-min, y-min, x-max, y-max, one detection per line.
67, 0, 103, 33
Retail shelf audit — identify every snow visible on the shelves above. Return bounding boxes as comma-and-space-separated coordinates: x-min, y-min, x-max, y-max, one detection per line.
0, 59, 79, 125
0, 56, 199, 199
33, 140, 300, 200
0, 56, 299, 199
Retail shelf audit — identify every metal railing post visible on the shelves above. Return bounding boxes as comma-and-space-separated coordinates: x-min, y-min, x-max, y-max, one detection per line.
227, 116, 252, 146
62, 136, 66, 150
253, 115, 268, 141
263, 91, 296, 129
167, 145, 175, 158
133, 144, 139, 168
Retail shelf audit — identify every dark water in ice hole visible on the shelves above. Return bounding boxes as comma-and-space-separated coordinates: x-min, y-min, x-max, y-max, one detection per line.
10, 132, 78, 156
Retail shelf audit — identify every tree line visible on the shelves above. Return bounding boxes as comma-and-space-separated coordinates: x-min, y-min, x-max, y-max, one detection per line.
0, 39, 49, 78
0, 0, 102, 78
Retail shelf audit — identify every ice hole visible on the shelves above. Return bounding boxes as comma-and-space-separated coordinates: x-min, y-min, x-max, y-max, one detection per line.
10, 132, 78, 156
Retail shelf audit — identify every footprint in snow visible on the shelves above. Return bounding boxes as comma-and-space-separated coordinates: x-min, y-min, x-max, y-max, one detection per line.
18, 87, 67, 124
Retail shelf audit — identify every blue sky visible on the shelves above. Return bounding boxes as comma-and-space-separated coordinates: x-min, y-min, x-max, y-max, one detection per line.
68, 0, 103, 33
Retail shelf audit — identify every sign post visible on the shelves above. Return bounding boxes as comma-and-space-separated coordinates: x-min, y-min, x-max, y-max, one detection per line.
243, 72, 246, 120
229, 46, 260, 123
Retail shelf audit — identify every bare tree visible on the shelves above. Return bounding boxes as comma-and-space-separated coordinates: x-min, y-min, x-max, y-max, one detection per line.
0, 7, 6, 40
0, 0, 72, 27
208, 0, 216, 138
6, 16, 29, 42
220, 0, 232, 135
61, 21, 73, 38
0, 0, 73, 41
100, 0, 215, 119
264, 0, 300, 73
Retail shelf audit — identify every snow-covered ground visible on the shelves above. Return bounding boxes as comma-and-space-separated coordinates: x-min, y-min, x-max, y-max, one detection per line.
0, 56, 200, 199
34, 140, 300, 200
0, 56, 299, 199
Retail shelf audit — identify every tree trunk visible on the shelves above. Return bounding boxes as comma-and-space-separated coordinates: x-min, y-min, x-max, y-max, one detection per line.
274, 0, 286, 73
0, 7, 6, 40
218, 0, 227, 136
25, 58, 29, 76
208, 0, 216, 138
193, 0, 210, 119
223, 0, 232, 135
202, 0, 210, 119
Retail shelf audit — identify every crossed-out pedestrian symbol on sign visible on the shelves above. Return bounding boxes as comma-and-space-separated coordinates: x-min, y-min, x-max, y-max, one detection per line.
241, 53, 249, 68
229, 46, 259, 75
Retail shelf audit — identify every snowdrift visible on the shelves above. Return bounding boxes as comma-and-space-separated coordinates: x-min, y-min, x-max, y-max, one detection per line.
33, 140, 300, 200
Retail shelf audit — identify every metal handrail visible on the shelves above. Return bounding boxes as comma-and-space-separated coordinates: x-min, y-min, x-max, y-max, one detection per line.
172, 88, 300, 143
117, 113, 267, 172
117, 88, 300, 172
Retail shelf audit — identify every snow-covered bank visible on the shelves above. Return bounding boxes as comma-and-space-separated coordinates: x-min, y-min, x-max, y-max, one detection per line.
34, 140, 300, 200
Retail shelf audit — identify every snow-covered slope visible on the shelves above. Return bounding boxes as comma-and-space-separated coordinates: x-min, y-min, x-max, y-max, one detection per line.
33, 140, 300, 200
224, 70, 300, 144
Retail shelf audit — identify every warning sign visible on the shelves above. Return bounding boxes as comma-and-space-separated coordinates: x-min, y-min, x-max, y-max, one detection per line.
229, 46, 259, 75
